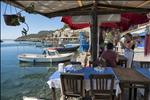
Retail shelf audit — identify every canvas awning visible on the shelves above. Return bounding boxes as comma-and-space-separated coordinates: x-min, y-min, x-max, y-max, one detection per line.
2, 1, 150, 18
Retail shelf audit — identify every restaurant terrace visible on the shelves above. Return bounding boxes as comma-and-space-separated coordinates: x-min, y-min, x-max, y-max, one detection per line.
2, 0, 150, 100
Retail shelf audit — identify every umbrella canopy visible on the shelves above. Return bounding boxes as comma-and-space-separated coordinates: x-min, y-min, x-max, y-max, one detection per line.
61, 13, 149, 31
61, 16, 90, 30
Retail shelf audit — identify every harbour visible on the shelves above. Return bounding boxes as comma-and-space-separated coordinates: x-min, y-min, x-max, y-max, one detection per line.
1, 1, 150, 100
1, 40, 61, 100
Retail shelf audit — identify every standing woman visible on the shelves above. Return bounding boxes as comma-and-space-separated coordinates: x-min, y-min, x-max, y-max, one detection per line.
123, 33, 135, 68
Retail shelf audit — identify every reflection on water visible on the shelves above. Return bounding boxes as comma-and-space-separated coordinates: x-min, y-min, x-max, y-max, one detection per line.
1, 40, 76, 100
1, 40, 37, 47
19, 62, 56, 68
21, 73, 49, 80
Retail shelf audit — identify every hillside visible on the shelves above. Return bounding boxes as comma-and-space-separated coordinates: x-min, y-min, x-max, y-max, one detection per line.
15, 30, 54, 42
15, 26, 90, 42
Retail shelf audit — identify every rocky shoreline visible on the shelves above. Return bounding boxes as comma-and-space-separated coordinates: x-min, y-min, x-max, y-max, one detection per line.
15, 30, 54, 42
15, 34, 45, 42
15, 27, 90, 43
15, 25, 68, 42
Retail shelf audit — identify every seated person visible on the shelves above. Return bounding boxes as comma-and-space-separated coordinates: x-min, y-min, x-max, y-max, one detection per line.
42, 50, 47, 57
100, 42, 118, 67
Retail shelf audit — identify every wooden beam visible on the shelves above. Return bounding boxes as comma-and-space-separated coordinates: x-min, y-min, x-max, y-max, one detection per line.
97, 3, 150, 11
44, 8, 149, 18
76, 0, 83, 7
3, 0, 44, 15
44, 10, 91, 18
96, 9, 150, 14
42, 3, 93, 18
137, 1, 150, 7
2, 0, 25, 9
43, 3, 94, 18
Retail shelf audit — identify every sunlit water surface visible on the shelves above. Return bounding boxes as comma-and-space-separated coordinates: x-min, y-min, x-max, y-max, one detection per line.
1, 40, 65, 100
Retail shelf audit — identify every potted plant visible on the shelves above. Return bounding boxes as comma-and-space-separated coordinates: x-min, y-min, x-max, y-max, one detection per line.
3, 13, 25, 26
3, 3, 35, 35
3, 3, 34, 26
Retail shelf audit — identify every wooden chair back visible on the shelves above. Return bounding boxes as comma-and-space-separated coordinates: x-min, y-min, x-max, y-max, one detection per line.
60, 73, 84, 99
140, 61, 150, 68
90, 74, 115, 100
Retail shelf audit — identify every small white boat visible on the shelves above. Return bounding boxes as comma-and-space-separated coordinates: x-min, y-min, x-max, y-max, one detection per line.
23, 96, 44, 100
18, 48, 74, 63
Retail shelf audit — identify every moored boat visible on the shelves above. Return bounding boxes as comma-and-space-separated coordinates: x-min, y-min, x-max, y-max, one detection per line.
55, 45, 80, 52
18, 48, 74, 63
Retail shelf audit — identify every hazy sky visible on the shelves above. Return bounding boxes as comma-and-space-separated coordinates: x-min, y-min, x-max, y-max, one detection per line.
1, 2, 64, 39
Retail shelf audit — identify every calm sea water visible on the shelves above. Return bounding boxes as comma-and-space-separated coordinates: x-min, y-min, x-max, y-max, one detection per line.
1, 40, 61, 100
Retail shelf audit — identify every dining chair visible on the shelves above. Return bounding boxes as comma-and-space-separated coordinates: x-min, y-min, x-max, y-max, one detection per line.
60, 73, 84, 100
90, 74, 115, 100
140, 61, 150, 68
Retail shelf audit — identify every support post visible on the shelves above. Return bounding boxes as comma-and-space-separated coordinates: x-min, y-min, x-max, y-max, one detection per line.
99, 27, 104, 56
90, 2, 98, 67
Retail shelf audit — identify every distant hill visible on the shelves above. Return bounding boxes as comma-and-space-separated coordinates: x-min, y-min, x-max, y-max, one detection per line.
38, 30, 54, 34
15, 24, 90, 42
15, 30, 54, 42
15, 24, 70, 41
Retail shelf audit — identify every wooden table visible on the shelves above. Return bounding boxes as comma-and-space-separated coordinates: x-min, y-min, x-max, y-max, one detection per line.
113, 68, 150, 100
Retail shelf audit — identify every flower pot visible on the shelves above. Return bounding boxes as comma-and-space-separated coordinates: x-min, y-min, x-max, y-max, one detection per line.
3, 14, 20, 26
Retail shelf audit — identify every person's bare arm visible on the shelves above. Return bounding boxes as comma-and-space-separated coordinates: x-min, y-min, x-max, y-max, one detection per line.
116, 52, 119, 62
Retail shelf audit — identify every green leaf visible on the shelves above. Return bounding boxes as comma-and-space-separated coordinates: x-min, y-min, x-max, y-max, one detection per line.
19, 16, 25, 23
25, 3, 35, 13
22, 28, 28, 36
11, 18, 20, 25
23, 28, 27, 32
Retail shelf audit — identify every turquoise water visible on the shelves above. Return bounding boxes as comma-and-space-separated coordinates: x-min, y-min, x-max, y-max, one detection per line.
1, 40, 59, 100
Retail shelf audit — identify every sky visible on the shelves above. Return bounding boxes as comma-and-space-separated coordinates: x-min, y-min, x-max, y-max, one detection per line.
1, 2, 64, 39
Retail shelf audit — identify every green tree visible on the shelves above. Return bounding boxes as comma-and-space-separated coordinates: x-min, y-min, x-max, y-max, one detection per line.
62, 24, 68, 30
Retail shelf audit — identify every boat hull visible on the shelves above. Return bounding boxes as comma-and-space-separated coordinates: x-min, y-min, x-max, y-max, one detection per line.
56, 45, 79, 52
18, 53, 73, 63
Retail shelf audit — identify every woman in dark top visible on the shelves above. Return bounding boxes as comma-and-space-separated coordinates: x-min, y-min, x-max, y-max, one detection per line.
100, 42, 118, 67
